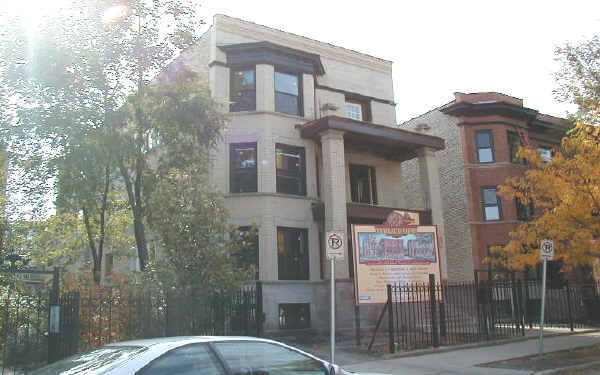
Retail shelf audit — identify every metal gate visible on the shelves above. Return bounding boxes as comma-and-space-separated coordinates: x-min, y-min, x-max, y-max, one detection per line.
1, 255, 60, 374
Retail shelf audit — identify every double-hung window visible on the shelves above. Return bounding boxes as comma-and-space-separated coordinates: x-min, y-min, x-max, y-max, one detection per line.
276, 144, 306, 195
346, 102, 362, 121
538, 146, 553, 162
237, 226, 259, 280
230, 143, 257, 193
508, 131, 526, 164
516, 200, 534, 221
345, 96, 371, 122
475, 130, 494, 163
277, 227, 309, 280
349, 164, 377, 205
482, 187, 502, 221
275, 71, 302, 116
230, 68, 256, 112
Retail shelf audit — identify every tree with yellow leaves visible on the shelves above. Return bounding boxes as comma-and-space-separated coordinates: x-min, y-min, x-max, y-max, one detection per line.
492, 124, 600, 271
491, 34, 600, 273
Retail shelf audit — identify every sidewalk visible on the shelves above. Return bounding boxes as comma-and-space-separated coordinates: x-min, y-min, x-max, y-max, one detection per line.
343, 331, 600, 375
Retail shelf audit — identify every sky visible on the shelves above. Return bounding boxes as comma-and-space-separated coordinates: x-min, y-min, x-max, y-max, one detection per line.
198, 0, 600, 122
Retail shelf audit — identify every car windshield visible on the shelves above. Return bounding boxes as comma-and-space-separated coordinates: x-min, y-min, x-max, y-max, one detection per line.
30, 346, 146, 375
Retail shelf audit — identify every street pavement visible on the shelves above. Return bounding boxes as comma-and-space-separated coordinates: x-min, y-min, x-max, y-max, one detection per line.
342, 331, 600, 375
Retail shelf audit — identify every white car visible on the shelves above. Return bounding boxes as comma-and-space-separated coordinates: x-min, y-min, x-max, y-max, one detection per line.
31, 336, 376, 375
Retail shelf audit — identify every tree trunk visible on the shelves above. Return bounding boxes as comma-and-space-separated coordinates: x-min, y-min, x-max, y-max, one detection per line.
93, 261, 102, 284
133, 211, 148, 271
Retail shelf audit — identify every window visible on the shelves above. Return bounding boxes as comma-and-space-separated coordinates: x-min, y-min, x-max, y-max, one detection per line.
237, 226, 259, 280
213, 341, 326, 375
345, 96, 371, 122
349, 164, 377, 205
538, 146, 553, 162
275, 71, 302, 116
230, 143, 257, 193
277, 227, 309, 280
475, 130, 494, 163
482, 187, 502, 221
346, 102, 362, 121
230, 68, 256, 112
516, 200, 534, 221
508, 131, 526, 164
276, 144, 306, 195
139, 344, 224, 375
279, 303, 311, 329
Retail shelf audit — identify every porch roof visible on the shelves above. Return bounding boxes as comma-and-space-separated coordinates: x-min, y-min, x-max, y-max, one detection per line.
298, 116, 444, 161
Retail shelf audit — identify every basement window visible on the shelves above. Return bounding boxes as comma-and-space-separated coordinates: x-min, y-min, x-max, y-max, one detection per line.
279, 303, 311, 329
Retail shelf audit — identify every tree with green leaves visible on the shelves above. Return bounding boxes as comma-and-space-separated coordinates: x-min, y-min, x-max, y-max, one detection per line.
1, 1, 254, 290
554, 34, 600, 126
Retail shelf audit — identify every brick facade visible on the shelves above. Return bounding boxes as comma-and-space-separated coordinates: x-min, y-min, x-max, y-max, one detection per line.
401, 110, 474, 281
401, 92, 568, 281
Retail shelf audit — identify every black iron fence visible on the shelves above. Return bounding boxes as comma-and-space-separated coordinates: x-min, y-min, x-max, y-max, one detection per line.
380, 276, 600, 353
2, 277, 263, 373
1, 265, 60, 374
58, 283, 263, 356
1, 289, 49, 372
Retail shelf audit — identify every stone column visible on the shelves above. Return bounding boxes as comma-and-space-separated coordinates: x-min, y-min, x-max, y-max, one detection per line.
256, 64, 274, 112
302, 73, 315, 120
417, 147, 448, 280
209, 64, 229, 104
320, 130, 349, 279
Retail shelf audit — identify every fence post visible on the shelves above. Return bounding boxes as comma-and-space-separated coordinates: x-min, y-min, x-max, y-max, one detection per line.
73, 291, 81, 354
510, 272, 522, 335
516, 279, 525, 336
523, 275, 532, 329
387, 284, 395, 354
438, 282, 447, 341
428, 274, 439, 348
565, 280, 574, 332
474, 271, 484, 340
256, 282, 263, 337
48, 267, 60, 363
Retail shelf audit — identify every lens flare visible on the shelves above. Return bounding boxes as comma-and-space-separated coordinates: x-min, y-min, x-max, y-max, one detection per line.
102, 4, 130, 25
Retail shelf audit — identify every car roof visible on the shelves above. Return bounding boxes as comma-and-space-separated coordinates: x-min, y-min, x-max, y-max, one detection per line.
105, 336, 279, 348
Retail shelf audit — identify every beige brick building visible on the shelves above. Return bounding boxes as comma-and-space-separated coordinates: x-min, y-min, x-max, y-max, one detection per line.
180, 15, 448, 333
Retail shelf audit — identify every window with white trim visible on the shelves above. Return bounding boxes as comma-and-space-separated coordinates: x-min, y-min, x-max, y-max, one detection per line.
482, 187, 502, 221
346, 102, 362, 121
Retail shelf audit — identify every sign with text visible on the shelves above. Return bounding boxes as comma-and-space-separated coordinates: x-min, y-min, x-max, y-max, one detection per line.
540, 239, 554, 261
352, 224, 441, 305
326, 231, 345, 260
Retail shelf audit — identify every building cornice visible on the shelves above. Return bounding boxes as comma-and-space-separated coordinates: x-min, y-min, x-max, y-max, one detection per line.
219, 41, 325, 75
214, 15, 392, 74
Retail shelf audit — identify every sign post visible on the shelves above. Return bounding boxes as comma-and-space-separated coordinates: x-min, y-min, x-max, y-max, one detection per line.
326, 231, 345, 364
539, 239, 554, 359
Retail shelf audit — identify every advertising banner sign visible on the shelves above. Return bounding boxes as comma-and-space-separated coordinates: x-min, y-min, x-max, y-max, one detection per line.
352, 219, 441, 305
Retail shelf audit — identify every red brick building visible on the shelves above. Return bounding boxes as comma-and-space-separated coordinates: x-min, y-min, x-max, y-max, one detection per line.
402, 92, 570, 280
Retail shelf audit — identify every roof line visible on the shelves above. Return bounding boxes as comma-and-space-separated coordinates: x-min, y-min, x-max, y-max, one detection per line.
398, 99, 454, 127
213, 14, 393, 64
